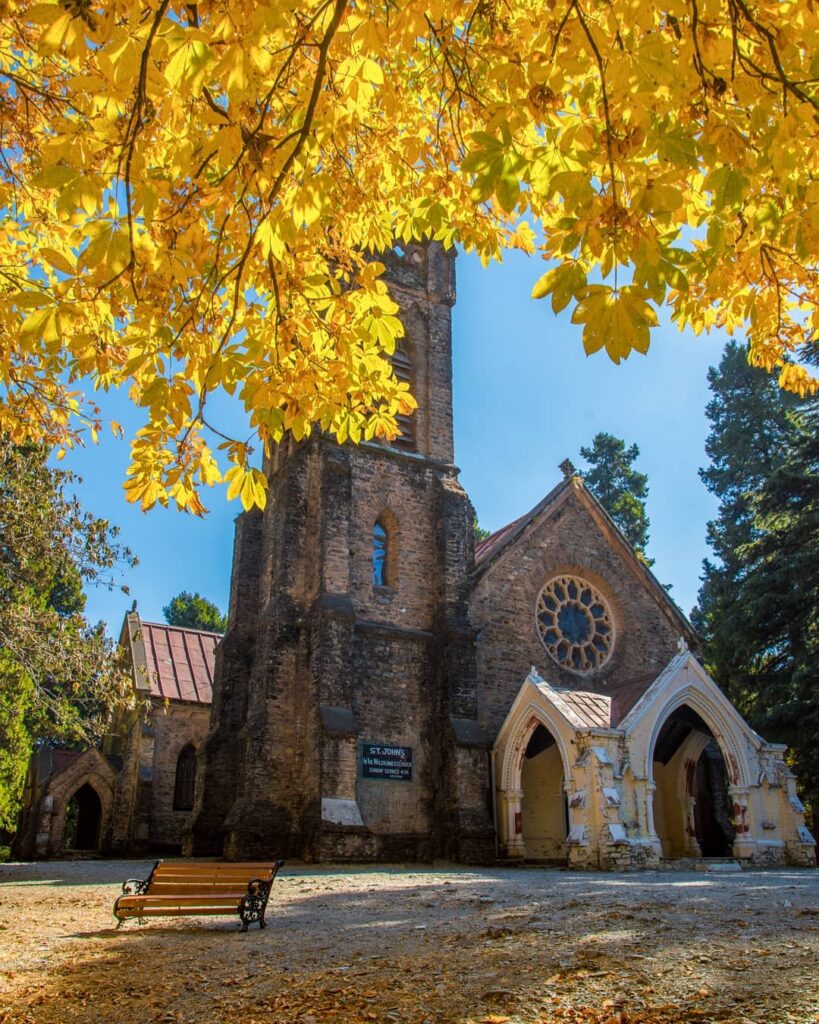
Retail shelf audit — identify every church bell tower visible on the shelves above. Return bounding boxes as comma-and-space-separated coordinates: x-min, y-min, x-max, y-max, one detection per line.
185, 243, 495, 862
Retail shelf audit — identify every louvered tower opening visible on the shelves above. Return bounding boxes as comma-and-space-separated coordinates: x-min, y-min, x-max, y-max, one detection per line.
391, 346, 416, 451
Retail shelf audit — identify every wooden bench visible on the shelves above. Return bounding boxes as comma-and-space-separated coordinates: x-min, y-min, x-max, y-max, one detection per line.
113, 860, 285, 931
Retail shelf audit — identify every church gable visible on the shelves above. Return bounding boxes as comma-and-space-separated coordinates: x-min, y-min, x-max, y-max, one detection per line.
469, 471, 697, 740
619, 650, 763, 786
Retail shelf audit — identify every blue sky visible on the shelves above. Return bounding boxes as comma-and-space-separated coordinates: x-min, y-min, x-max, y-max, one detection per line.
66, 248, 725, 636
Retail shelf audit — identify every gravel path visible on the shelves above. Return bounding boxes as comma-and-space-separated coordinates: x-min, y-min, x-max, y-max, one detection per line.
0, 861, 817, 1024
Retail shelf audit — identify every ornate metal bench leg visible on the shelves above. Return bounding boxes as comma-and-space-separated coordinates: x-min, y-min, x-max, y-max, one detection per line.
239, 878, 271, 931
113, 895, 126, 928
114, 860, 160, 928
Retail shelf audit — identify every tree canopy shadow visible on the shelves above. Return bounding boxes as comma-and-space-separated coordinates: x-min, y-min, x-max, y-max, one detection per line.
1, 867, 817, 1024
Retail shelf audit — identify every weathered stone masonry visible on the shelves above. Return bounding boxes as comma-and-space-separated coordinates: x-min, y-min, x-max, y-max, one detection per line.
13, 615, 217, 859
185, 242, 815, 869
17, 243, 813, 868
186, 244, 495, 863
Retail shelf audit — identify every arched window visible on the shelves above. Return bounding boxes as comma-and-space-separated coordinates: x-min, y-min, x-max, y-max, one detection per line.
372, 521, 388, 587
372, 512, 400, 589
391, 345, 416, 450
173, 744, 197, 811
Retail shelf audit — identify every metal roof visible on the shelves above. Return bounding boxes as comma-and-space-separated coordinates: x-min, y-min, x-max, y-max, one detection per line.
473, 478, 572, 566
539, 684, 613, 729
474, 517, 524, 562
606, 671, 660, 727
139, 621, 219, 705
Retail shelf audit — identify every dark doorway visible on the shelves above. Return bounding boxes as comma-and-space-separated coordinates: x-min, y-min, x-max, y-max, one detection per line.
64, 783, 102, 851
652, 706, 736, 858
693, 741, 735, 856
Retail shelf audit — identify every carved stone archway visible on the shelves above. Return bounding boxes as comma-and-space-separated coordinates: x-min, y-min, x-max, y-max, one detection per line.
494, 681, 577, 860
646, 691, 752, 859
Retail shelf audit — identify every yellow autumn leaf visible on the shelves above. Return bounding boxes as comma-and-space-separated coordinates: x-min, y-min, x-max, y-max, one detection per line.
572, 286, 658, 363
0, 0, 815, 512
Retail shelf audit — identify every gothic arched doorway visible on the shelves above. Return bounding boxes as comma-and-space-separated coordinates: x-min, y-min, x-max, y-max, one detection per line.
520, 723, 567, 862
651, 705, 735, 858
64, 783, 102, 851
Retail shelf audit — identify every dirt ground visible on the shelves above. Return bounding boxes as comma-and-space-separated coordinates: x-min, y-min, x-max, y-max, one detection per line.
0, 861, 817, 1024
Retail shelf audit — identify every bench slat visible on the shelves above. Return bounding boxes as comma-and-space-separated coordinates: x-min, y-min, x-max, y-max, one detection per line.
118, 897, 244, 908
148, 884, 253, 893
153, 863, 276, 872
151, 876, 273, 884
148, 868, 274, 876
149, 880, 272, 888
117, 907, 241, 918
152, 872, 275, 880
152, 868, 276, 874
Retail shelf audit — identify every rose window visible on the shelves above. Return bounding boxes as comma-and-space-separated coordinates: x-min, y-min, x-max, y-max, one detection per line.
536, 575, 614, 673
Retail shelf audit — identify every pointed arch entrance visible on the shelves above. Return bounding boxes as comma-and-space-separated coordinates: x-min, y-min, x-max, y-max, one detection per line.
64, 783, 103, 851
520, 722, 568, 861
650, 704, 736, 858
494, 680, 576, 861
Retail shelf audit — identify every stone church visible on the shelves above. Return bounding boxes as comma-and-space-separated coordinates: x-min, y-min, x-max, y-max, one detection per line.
12, 243, 815, 868
12, 613, 218, 859
180, 243, 813, 869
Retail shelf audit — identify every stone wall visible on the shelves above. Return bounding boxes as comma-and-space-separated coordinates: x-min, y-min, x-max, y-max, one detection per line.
188, 243, 495, 863
185, 510, 263, 856
11, 749, 118, 859
350, 624, 434, 857
144, 702, 211, 850
471, 485, 688, 740
105, 697, 211, 854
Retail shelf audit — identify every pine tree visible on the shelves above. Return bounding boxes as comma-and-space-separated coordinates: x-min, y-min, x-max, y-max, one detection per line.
695, 341, 818, 826
729, 401, 819, 825
163, 592, 227, 634
693, 342, 799, 687
579, 433, 652, 562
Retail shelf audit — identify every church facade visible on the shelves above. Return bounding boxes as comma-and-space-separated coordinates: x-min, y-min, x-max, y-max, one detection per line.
12, 614, 217, 860
183, 244, 815, 870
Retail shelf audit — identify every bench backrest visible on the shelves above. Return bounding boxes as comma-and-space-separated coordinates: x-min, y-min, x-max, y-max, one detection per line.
147, 862, 281, 895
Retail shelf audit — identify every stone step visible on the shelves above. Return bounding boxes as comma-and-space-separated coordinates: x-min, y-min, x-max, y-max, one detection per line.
705, 860, 743, 873
660, 857, 744, 873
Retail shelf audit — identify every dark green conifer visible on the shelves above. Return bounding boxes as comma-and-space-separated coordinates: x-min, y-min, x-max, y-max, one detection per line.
163, 591, 228, 633
579, 432, 652, 563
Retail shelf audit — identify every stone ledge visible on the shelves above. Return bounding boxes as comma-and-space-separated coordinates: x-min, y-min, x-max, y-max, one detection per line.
450, 717, 489, 749
355, 619, 433, 640
320, 705, 358, 737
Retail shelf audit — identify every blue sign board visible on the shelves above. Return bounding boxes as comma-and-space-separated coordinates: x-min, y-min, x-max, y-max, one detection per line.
361, 743, 413, 782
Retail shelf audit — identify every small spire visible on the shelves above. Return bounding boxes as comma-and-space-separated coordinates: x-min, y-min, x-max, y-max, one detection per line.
559, 458, 576, 479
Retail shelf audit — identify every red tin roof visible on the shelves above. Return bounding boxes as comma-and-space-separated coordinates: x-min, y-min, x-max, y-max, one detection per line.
50, 749, 82, 775
140, 621, 219, 705
474, 517, 524, 563
606, 671, 660, 726
555, 688, 613, 729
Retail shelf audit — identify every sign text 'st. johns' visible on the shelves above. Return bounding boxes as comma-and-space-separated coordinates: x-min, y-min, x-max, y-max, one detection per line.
361, 743, 413, 781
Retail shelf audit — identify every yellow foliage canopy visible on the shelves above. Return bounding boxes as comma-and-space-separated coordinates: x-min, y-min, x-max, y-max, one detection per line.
1, 0, 818, 511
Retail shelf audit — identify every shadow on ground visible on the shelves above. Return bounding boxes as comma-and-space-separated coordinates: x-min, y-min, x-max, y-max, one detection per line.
0, 866, 817, 1024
